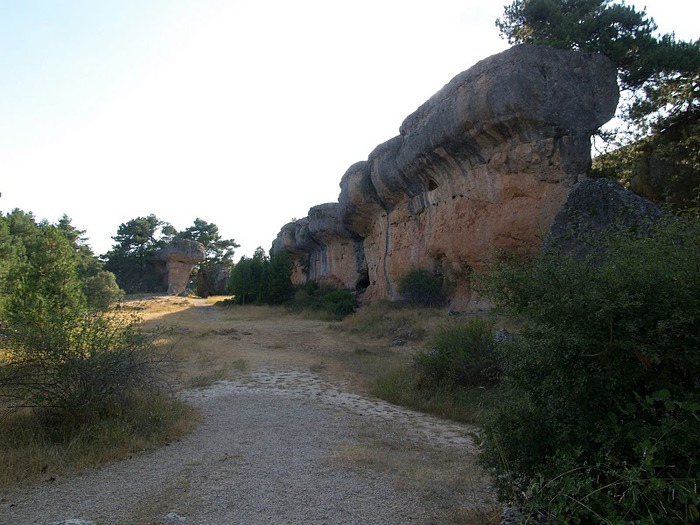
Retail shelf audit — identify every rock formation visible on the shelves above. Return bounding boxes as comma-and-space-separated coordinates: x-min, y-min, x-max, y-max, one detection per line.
544, 178, 662, 258
272, 45, 619, 308
159, 239, 206, 296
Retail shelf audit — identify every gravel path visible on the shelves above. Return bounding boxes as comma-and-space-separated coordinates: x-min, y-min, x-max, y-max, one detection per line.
0, 369, 489, 525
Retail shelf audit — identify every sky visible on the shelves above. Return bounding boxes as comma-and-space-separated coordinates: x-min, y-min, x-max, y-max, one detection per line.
1, 1, 698, 258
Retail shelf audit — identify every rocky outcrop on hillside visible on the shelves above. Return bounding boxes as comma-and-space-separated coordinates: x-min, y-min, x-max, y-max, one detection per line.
159, 239, 206, 295
272, 45, 619, 308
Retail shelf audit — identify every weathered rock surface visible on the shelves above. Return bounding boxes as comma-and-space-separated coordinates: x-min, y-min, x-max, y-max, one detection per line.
159, 239, 206, 295
272, 45, 619, 308
544, 178, 662, 257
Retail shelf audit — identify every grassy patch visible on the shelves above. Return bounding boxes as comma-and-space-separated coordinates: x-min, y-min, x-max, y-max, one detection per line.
370, 365, 499, 425
0, 394, 198, 488
344, 308, 501, 425
341, 300, 438, 340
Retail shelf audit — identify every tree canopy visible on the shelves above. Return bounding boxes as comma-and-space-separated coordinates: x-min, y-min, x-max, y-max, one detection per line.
178, 217, 239, 266
103, 215, 239, 295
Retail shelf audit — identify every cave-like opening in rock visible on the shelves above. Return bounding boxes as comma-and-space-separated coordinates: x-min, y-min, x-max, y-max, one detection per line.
355, 272, 370, 293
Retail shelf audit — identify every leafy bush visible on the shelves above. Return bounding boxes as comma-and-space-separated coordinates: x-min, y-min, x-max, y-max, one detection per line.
0, 221, 173, 435
478, 217, 700, 523
397, 268, 446, 307
83, 270, 124, 310
226, 248, 294, 305
0, 306, 171, 431
414, 318, 499, 389
289, 284, 356, 320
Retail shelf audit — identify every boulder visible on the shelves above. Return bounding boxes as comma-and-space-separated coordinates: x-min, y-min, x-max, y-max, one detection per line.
159, 239, 206, 296
272, 45, 619, 308
544, 178, 662, 257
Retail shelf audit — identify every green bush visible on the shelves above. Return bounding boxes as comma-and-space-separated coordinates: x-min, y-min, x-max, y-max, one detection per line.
478, 217, 700, 523
0, 309, 171, 431
0, 222, 172, 435
83, 270, 124, 310
397, 268, 446, 307
226, 248, 294, 305
288, 284, 356, 320
414, 318, 499, 389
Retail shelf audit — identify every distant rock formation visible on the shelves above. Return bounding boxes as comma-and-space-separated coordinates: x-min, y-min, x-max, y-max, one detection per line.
159, 239, 206, 295
272, 45, 619, 308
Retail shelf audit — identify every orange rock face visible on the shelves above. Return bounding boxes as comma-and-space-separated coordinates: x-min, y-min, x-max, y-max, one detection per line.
272, 45, 619, 309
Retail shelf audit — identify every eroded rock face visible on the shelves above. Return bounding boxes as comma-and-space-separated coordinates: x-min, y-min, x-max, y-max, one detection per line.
159, 239, 206, 296
544, 178, 661, 257
272, 45, 619, 307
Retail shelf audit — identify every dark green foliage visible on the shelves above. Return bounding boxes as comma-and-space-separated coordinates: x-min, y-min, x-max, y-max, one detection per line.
1, 210, 123, 312
226, 248, 296, 306
103, 214, 168, 293
265, 251, 295, 304
226, 248, 268, 304
592, 112, 700, 209
478, 217, 700, 523
225, 248, 354, 318
290, 283, 356, 319
83, 271, 124, 310
179, 218, 239, 296
414, 318, 499, 389
0, 210, 171, 436
396, 268, 446, 307
4, 225, 88, 331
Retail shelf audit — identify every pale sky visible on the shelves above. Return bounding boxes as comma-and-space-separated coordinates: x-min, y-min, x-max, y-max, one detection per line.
1, 1, 697, 258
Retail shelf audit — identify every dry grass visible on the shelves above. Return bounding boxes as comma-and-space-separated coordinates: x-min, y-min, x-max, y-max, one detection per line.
1, 295, 499, 520
333, 419, 500, 524
0, 396, 198, 489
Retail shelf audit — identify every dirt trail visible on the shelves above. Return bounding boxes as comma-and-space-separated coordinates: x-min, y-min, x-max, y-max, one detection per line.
0, 298, 496, 524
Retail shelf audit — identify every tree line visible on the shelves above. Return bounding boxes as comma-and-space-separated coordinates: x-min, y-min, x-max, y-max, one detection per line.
103, 214, 239, 295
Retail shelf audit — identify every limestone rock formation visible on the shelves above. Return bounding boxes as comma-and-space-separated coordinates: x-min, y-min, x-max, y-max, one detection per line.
159, 239, 206, 296
544, 178, 662, 257
272, 45, 619, 308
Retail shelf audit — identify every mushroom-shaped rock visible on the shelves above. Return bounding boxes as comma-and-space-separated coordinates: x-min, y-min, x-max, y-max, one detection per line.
272, 44, 620, 308
159, 239, 206, 295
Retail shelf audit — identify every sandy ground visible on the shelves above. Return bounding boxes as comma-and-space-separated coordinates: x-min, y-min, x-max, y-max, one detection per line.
0, 298, 497, 524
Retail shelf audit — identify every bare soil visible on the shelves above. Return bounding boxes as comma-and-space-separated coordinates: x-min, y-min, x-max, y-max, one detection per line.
0, 297, 498, 524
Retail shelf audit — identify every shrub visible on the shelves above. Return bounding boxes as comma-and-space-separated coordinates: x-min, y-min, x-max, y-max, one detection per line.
478, 216, 700, 523
0, 224, 173, 435
397, 268, 446, 307
414, 318, 499, 389
0, 309, 171, 430
83, 270, 124, 310
288, 284, 356, 320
